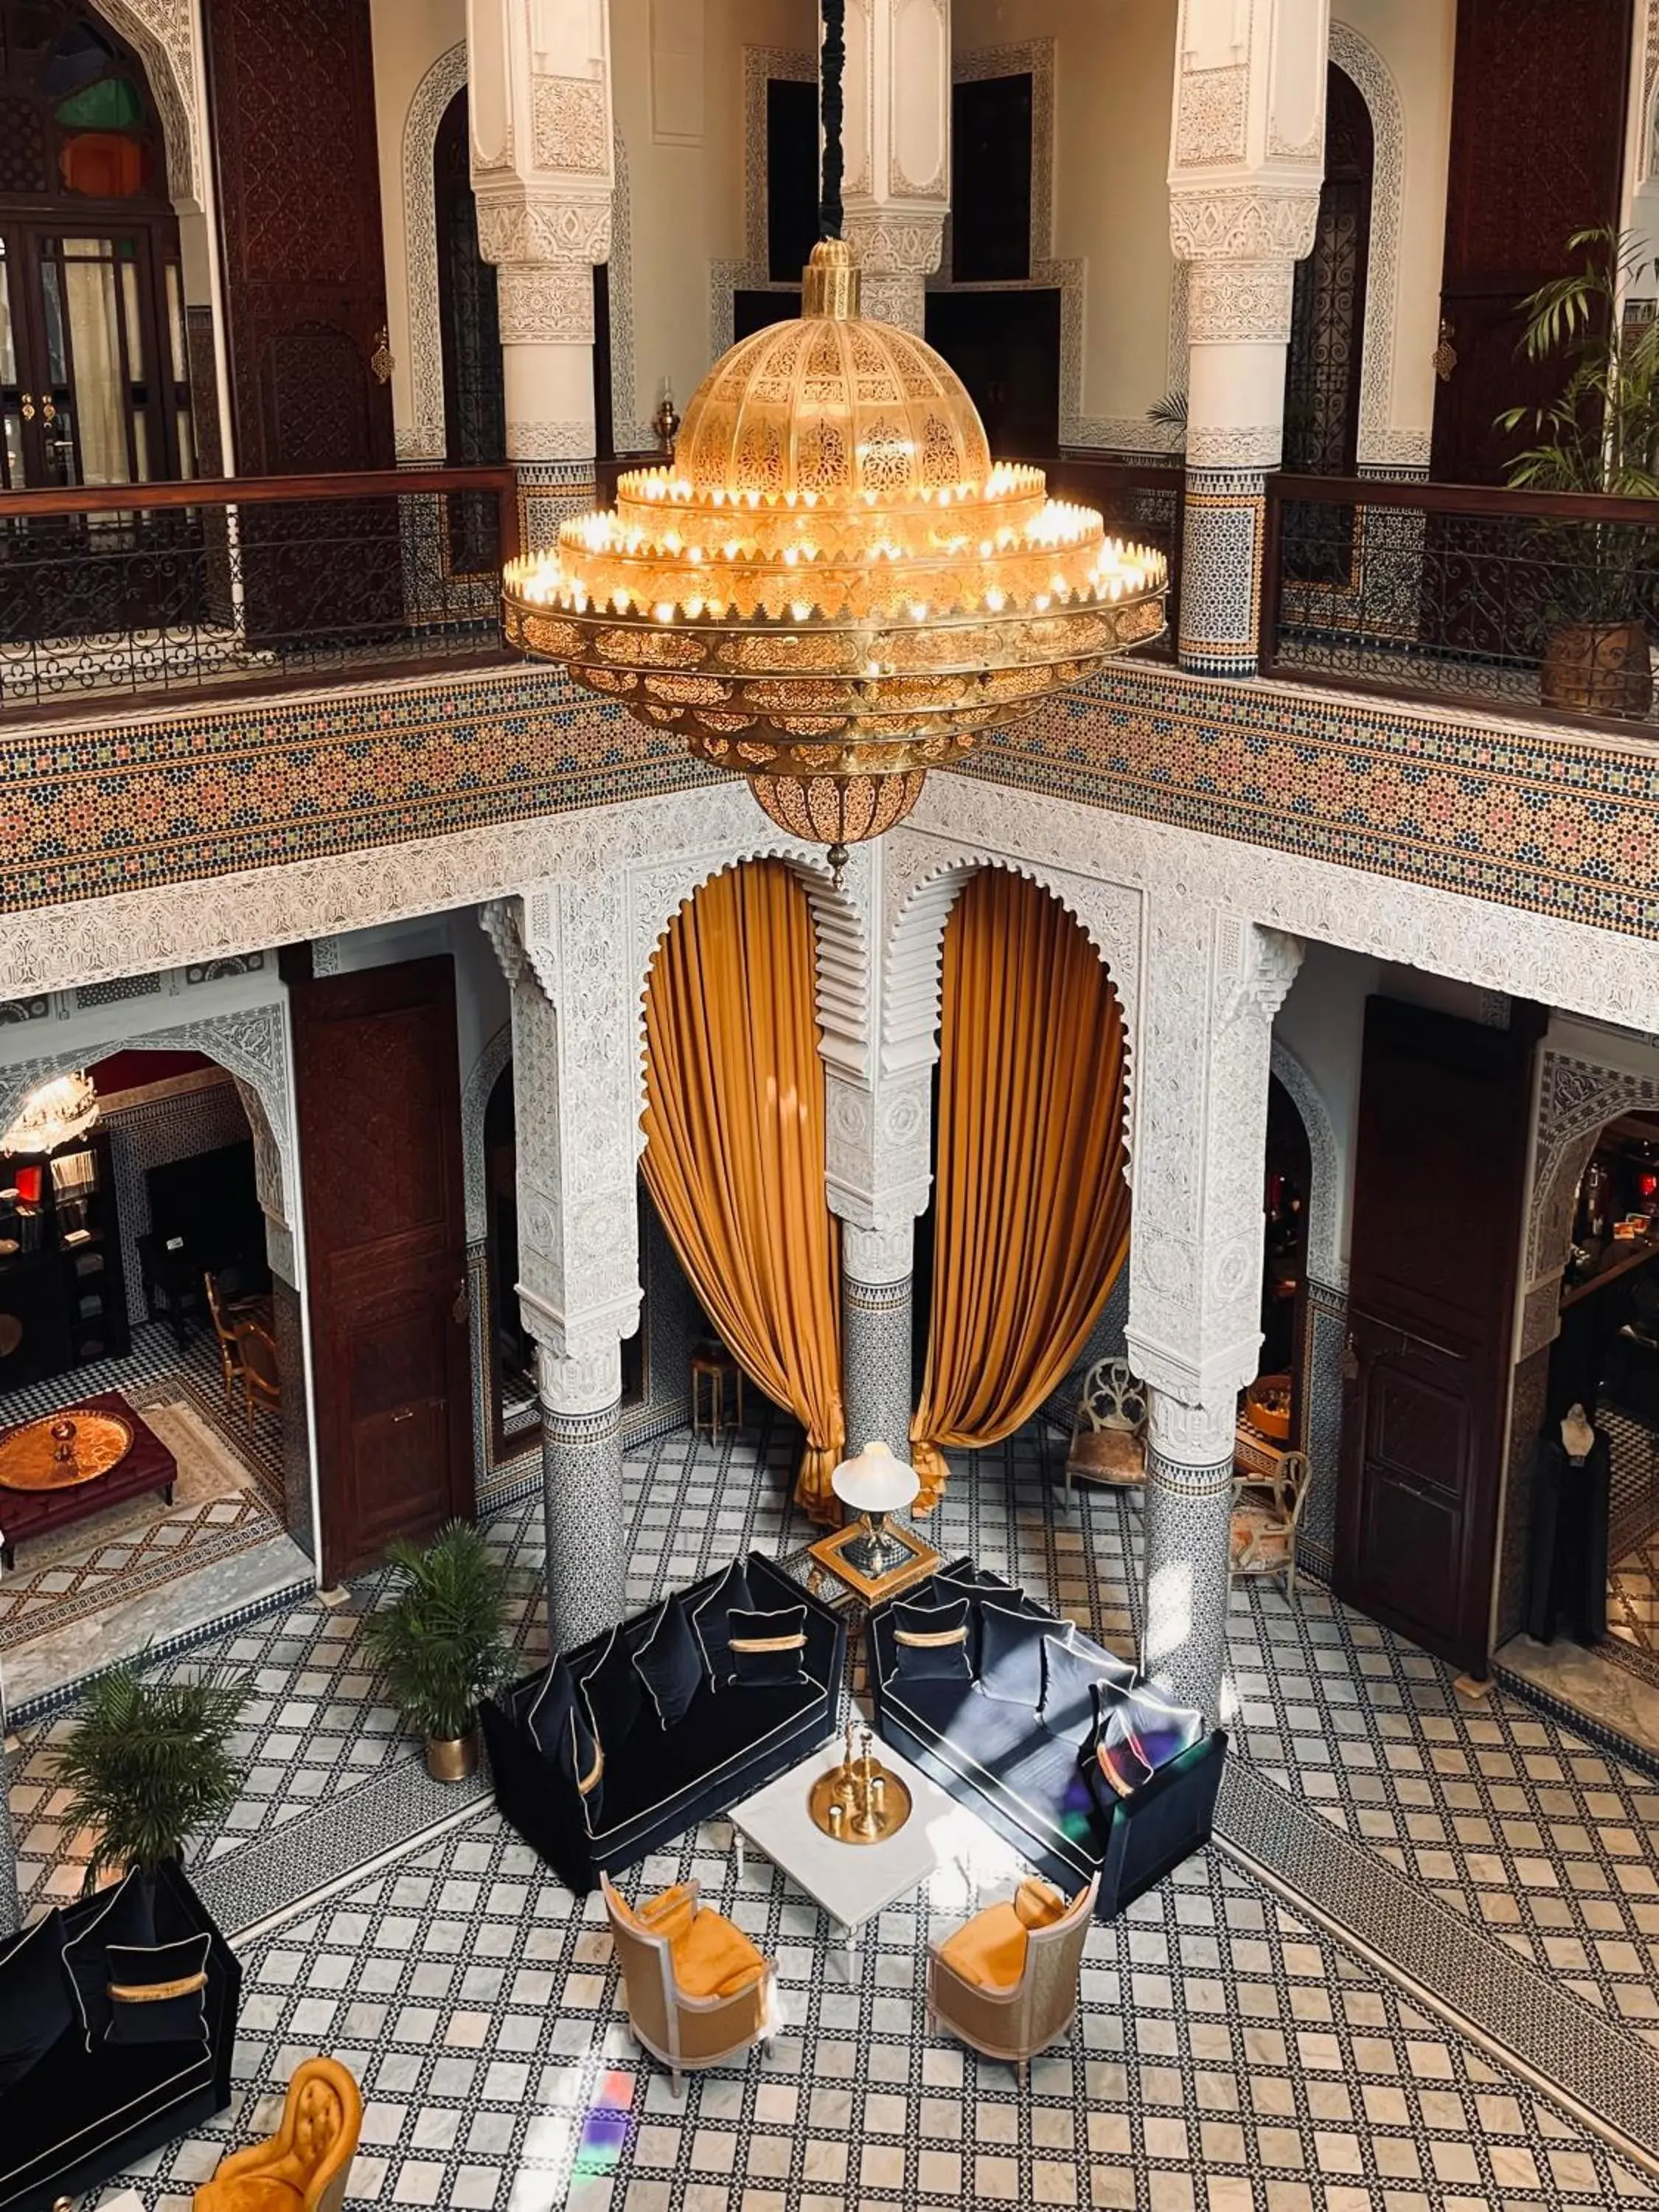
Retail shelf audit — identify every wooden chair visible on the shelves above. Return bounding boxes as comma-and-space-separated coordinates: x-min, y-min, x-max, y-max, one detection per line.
1063, 1357, 1147, 1499
689, 1340, 745, 1440
235, 1317, 281, 1440
192, 2054, 361, 2212
601, 1874, 774, 2095
928, 1872, 1099, 2084
1230, 1447, 1310, 1601
204, 1272, 246, 1414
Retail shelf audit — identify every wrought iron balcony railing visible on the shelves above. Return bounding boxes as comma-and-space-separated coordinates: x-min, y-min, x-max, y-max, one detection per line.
0, 467, 521, 720
1262, 474, 1659, 734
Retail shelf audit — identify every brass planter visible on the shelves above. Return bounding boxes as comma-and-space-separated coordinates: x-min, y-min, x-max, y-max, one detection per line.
1540, 620, 1652, 720
425, 1728, 479, 1783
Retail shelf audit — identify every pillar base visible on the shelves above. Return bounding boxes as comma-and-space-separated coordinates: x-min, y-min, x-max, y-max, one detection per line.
540, 1396, 625, 1652
841, 1272, 914, 1464
1139, 1394, 1238, 1726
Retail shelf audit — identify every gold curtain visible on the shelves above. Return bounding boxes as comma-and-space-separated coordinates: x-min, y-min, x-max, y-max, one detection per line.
910, 867, 1131, 1509
641, 860, 845, 1520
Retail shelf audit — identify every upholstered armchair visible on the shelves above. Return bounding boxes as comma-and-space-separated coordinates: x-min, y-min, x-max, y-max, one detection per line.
928, 1873, 1099, 2081
192, 2056, 361, 2212
1064, 1358, 1147, 1498
601, 1874, 776, 2095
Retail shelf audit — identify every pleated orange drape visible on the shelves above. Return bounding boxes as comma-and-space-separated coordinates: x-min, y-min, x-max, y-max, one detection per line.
910, 868, 1131, 1509
641, 860, 845, 1521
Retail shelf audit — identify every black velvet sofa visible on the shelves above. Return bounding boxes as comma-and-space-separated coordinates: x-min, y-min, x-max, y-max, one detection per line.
484, 1551, 846, 1893
868, 1562, 1225, 1920
0, 1860, 240, 2212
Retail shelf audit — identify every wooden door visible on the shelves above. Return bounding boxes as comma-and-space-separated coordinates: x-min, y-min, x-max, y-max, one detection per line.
1430, 0, 1632, 485
202, 0, 394, 476
289, 956, 473, 1583
1335, 998, 1540, 1673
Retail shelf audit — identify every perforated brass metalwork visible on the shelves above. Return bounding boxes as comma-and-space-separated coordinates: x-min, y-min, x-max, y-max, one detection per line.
504, 240, 1167, 846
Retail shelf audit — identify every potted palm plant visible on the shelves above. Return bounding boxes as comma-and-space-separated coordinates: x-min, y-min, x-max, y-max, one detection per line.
1499, 226, 1659, 719
362, 1520, 512, 1781
56, 1659, 248, 1897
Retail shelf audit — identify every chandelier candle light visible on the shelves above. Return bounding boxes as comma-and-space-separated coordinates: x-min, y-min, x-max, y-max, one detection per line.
502, 9, 1166, 873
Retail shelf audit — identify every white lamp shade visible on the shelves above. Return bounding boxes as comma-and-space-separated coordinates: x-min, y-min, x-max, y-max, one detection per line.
831, 1439, 920, 1517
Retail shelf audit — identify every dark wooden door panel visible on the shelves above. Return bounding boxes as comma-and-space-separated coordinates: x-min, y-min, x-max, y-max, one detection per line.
1430, 0, 1632, 484
1335, 998, 1539, 1673
290, 955, 472, 1582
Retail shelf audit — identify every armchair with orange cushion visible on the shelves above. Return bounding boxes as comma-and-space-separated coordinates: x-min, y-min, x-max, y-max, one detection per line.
928, 1872, 1099, 2084
192, 2056, 362, 2212
601, 1874, 775, 2096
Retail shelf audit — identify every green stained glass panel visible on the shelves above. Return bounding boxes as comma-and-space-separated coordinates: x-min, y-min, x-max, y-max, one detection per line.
55, 76, 143, 130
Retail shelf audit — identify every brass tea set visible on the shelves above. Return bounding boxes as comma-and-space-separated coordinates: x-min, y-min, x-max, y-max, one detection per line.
807, 1718, 913, 1844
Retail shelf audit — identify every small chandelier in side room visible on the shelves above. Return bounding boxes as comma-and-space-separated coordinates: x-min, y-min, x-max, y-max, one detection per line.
502, 2, 1167, 876
1, 1071, 100, 1156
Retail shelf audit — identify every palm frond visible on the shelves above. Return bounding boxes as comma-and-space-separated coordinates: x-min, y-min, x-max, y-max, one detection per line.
361, 1520, 513, 1745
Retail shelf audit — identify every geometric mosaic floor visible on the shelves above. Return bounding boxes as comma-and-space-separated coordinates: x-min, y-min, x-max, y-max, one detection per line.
10, 1415, 1659, 2207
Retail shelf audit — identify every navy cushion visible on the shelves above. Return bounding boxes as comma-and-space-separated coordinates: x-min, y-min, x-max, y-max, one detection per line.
727, 1604, 809, 1687
63, 1868, 155, 2053
0, 1907, 73, 2090
1039, 1633, 1136, 1734
978, 1601, 1073, 1707
578, 1624, 645, 1753
633, 1593, 703, 1726
1084, 1678, 1206, 1806
522, 1657, 604, 1820
888, 1596, 973, 1682
103, 1931, 212, 2048
688, 1559, 754, 1691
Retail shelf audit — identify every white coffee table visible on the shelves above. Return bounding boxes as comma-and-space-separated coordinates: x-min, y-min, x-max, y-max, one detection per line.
728, 1734, 985, 1981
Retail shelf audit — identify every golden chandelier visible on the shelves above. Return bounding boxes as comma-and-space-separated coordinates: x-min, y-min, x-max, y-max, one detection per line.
504, 238, 1167, 866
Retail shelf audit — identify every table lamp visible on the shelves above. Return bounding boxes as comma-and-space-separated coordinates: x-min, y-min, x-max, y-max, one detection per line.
830, 1440, 921, 1579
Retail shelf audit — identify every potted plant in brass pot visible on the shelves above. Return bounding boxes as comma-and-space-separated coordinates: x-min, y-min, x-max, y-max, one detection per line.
56, 1658, 248, 1898
1499, 226, 1659, 720
362, 1520, 512, 1781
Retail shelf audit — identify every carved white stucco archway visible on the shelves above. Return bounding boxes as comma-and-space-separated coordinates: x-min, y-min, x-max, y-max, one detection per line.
97, 0, 199, 206
1270, 1035, 1344, 1291
0, 1006, 295, 1256
1326, 22, 1417, 473
461, 1019, 513, 1248
1518, 1041, 1659, 1360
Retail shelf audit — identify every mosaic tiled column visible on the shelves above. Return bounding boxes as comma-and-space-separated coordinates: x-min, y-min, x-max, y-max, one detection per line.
536, 1344, 625, 1653
841, 1224, 915, 1461
1178, 467, 1269, 677
1140, 1394, 1238, 1725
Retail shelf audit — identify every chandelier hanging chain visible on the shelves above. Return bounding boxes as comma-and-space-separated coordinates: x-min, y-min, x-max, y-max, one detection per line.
818, 0, 846, 243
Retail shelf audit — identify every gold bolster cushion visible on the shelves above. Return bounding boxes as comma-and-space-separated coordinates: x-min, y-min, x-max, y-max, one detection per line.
1012, 1877, 1069, 1930
894, 1624, 967, 1648
728, 1632, 805, 1653
107, 1971, 209, 2003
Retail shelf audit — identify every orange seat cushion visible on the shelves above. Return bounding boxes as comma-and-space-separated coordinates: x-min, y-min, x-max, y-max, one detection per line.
670, 1907, 768, 1999
1013, 1876, 1068, 1930
937, 1901, 1029, 1991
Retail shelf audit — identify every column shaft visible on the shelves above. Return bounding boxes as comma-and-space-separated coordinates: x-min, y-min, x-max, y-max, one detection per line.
538, 1392, 625, 1653
841, 1271, 914, 1461
1139, 1394, 1237, 1725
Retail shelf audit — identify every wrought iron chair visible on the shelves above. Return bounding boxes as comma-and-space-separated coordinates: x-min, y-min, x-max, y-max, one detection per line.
601, 1874, 775, 2096
1230, 1447, 1311, 1601
928, 1872, 1099, 2084
1063, 1357, 1147, 1498
193, 2054, 361, 2212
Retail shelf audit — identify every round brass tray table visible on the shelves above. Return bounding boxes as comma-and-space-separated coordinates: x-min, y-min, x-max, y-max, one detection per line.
807, 1762, 914, 1843
0, 1410, 133, 1492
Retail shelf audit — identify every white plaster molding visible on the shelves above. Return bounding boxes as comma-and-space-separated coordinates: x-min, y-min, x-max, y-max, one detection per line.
1326, 24, 1412, 476
709, 45, 815, 358
461, 1018, 512, 1247
607, 129, 651, 453
841, 1220, 917, 1284
1270, 1035, 1346, 1291
1519, 1037, 1659, 1357
1169, 184, 1321, 262
102, 0, 198, 204
535, 1338, 622, 1415
1147, 1392, 1238, 1465
402, 42, 470, 466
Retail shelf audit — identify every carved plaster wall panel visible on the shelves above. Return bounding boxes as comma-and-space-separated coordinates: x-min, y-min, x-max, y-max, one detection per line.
102, 0, 198, 204
1176, 63, 1250, 167
1270, 1034, 1345, 1290
1169, 183, 1321, 262
461, 1018, 513, 1247
709, 45, 815, 358
532, 76, 610, 174
401, 43, 470, 466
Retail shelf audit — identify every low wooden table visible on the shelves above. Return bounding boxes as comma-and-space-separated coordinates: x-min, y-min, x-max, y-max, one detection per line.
0, 1389, 178, 1568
